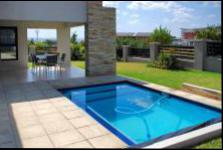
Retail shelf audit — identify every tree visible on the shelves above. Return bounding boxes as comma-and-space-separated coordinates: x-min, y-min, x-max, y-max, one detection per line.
196, 25, 221, 41
150, 26, 173, 45
116, 37, 148, 49
71, 33, 78, 44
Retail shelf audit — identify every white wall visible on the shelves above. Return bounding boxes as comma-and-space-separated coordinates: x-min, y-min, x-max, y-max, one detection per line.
0, 21, 72, 71
0, 1, 87, 23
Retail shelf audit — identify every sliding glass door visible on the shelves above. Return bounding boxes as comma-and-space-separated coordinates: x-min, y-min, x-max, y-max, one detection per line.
0, 27, 18, 60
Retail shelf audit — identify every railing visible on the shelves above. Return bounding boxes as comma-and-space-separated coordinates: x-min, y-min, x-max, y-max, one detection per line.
159, 45, 195, 60
128, 48, 150, 58
207, 41, 221, 57
116, 47, 150, 59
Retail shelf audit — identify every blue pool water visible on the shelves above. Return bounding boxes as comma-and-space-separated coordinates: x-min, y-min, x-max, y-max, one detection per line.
60, 82, 221, 145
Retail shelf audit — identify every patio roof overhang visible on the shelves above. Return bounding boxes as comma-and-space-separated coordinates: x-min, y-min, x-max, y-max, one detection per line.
0, 1, 117, 77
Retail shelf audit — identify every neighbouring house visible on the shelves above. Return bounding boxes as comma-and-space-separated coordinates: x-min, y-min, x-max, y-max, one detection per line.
0, 1, 116, 76
180, 27, 222, 46
180, 28, 204, 46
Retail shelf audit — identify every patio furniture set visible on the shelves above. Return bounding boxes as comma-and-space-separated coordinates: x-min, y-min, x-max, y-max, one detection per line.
30, 52, 66, 73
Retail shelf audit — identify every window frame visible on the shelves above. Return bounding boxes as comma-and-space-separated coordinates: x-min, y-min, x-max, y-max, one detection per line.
0, 26, 18, 61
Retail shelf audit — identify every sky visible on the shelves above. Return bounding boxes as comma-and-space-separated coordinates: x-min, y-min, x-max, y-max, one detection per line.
28, 1, 221, 40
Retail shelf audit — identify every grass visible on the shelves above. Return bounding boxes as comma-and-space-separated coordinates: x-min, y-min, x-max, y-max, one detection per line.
195, 138, 222, 149
72, 61, 222, 149
72, 61, 221, 90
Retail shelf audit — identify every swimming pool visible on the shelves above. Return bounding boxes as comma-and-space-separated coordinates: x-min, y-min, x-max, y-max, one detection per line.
60, 82, 221, 147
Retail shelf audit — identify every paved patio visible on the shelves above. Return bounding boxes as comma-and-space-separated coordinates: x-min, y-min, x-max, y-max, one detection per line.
0, 66, 85, 86
0, 75, 128, 148
0, 68, 221, 148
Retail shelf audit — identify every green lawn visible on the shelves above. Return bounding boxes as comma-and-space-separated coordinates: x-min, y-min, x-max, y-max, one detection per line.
72, 61, 222, 149
72, 61, 221, 90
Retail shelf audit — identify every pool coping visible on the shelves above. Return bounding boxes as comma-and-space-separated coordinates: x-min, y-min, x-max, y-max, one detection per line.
52, 75, 222, 149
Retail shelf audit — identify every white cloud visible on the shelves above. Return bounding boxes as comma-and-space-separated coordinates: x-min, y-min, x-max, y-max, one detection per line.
128, 14, 140, 24
203, 1, 221, 7
127, 1, 194, 24
207, 14, 217, 19
103, 1, 122, 8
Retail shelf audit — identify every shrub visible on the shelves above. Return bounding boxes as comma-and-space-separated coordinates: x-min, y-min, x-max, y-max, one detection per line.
150, 52, 177, 69
71, 42, 85, 60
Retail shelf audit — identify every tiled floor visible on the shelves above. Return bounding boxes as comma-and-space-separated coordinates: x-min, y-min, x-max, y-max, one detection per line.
0, 77, 128, 148
0, 68, 221, 148
0, 66, 85, 86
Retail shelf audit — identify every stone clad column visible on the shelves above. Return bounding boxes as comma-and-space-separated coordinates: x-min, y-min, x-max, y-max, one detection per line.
57, 26, 71, 67
150, 42, 160, 61
85, 1, 116, 76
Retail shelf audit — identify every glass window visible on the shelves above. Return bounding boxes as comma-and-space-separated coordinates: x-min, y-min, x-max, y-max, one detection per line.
0, 27, 18, 60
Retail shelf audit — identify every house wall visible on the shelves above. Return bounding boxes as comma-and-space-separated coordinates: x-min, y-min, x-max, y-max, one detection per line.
0, 1, 86, 23
0, 21, 71, 71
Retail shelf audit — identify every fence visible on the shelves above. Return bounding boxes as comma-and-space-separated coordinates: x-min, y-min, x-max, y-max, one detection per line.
207, 41, 221, 57
159, 45, 195, 60
128, 48, 150, 58
150, 40, 222, 73
116, 47, 150, 61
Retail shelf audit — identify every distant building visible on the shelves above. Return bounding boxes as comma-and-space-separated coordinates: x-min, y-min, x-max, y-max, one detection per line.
180, 27, 207, 46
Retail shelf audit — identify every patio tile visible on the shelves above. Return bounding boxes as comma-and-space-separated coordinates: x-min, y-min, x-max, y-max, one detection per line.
22, 136, 53, 148
49, 130, 85, 148
15, 117, 40, 128
11, 106, 34, 117
25, 91, 45, 101
0, 142, 17, 148
62, 109, 85, 120
39, 113, 66, 124
78, 124, 109, 139
18, 125, 46, 139
5, 92, 26, 102
35, 107, 58, 116
41, 90, 62, 98
57, 105, 79, 112
42, 120, 74, 135
89, 134, 127, 148
0, 124, 14, 145
64, 141, 93, 148
0, 110, 10, 122
30, 99, 50, 105
12, 109, 36, 119
70, 116, 97, 129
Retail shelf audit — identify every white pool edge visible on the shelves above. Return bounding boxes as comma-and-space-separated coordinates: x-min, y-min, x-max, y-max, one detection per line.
144, 122, 222, 149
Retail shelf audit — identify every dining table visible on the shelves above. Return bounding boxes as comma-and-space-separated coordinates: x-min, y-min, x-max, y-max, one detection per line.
35, 53, 58, 63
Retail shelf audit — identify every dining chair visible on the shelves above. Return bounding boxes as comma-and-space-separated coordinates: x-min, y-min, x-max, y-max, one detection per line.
31, 54, 42, 73
46, 55, 58, 73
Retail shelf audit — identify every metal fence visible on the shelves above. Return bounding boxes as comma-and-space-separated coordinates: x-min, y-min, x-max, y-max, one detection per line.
128, 48, 150, 58
116, 48, 150, 59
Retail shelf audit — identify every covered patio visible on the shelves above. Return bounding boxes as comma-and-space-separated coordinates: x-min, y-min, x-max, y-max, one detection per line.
0, 66, 85, 86
0, 1, 121, 148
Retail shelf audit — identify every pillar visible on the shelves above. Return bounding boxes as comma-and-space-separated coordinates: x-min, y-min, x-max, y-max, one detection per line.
85, 1, 116, 76
57, 26, 71, 67
150, 42, 160, 61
